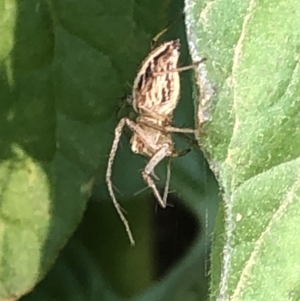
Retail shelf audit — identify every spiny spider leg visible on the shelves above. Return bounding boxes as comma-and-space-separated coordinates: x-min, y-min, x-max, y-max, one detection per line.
106, 117, 167, 245
134, 109, 196, 134
143, 120, 195, 134
106, 118, 136, 245
153, 58, 207, 75
160, 148, 191, 205
151, 28, 169, 49
151, 14, 184, 48
164, 126, 196, 134
162, 157, 172, 204
142, 143, 171, 208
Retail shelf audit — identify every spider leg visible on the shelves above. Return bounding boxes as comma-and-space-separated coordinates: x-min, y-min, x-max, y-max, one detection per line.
164, 126, 196, 134
143, 144, 191, 207
151, 15, 184, 49
106, 118, 136, 245
151, 28, 169, 49
162, 157, 172, 204
135, 110, 196, 134
153, 58, 207, 75
106, 118, 160, 245
142, 143, 171, 208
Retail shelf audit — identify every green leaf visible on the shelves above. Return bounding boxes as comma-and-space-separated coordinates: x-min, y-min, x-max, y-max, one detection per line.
185, 0, 300, 299
1, 0, 220, 300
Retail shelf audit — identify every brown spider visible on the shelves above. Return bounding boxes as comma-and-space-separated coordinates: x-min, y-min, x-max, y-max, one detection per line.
106, 39, 204, 245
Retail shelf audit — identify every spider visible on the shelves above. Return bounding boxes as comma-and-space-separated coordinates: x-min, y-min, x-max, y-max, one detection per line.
106, 39, 205, 245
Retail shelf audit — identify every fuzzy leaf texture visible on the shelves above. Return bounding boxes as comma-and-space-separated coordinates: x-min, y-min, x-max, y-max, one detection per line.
185, 0, 300, 300
0, 0, 219, 301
